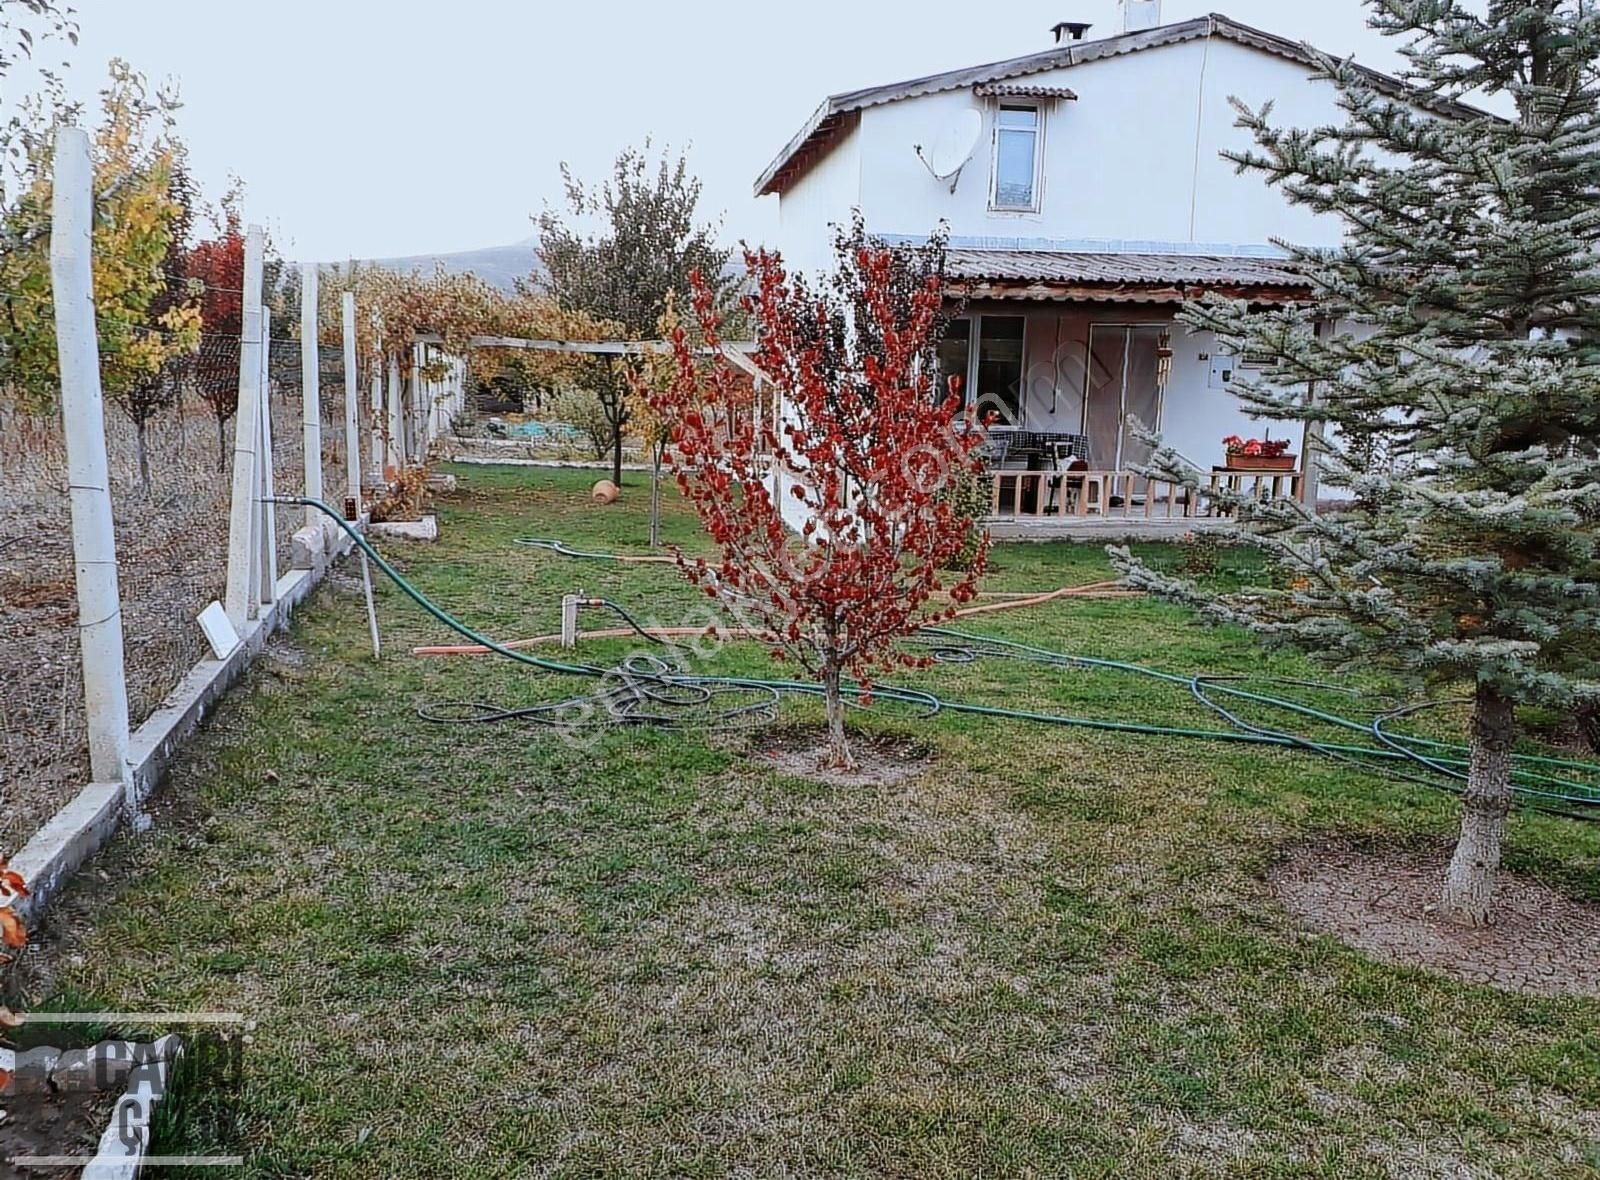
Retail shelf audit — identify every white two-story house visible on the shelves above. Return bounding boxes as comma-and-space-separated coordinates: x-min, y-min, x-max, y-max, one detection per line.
754, 1, 1472, 528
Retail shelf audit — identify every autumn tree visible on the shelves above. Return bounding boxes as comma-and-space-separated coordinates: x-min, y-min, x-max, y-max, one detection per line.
183, 191, 244, 467
1115, 0, 1600, 927
0, 60, 199, 416
535, 143, 733, 485
109, 159, 196, 492
645, 242, 991, 768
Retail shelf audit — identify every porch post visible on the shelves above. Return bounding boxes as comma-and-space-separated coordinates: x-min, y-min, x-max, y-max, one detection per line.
1300, 318, 1331, 509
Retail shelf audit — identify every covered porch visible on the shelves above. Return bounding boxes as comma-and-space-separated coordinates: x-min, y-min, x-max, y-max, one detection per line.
937, 246, 1315, 530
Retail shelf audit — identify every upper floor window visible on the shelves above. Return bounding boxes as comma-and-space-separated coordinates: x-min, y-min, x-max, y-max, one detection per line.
992, 104, 1042, 212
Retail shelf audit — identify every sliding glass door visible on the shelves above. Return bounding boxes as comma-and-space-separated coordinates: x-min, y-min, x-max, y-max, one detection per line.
1084, 324, 1167, 471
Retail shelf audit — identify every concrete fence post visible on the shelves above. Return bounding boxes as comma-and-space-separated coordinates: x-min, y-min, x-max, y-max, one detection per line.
50, 127, 133, 799
257, 307, 278, 604
369, 371, 383, 485
300, 261, 323, 531
386, 351, 404, 477
409, 344, 423, 459
224, 226, 266, 630
342, 292, 361, 516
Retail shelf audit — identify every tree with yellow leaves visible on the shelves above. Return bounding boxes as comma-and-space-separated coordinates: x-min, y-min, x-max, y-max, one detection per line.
0, 59, 201, 479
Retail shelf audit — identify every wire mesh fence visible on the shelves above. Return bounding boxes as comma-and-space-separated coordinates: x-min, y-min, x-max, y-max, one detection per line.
264, 337, 358, 559
108, 389, 235, 734
318, 345, 352, 514
0, 406, 89, 850
1, 385, 237, 847
5, 308, 392, 856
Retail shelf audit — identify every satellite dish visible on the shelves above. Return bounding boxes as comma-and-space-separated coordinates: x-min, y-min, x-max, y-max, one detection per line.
915, 108, 984, 193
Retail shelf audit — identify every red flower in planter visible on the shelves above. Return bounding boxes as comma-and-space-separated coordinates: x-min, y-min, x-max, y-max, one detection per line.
1224, 434, 1291, 459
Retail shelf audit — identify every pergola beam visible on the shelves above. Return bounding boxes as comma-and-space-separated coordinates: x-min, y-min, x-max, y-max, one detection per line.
413, 333, 757, 358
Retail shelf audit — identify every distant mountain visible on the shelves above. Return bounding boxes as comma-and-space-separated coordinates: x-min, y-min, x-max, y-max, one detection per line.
358, 238, 747, 295
365, 239, 540, 293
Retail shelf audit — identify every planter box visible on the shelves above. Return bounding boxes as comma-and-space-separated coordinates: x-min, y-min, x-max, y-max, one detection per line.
1225, 454, 1297, 472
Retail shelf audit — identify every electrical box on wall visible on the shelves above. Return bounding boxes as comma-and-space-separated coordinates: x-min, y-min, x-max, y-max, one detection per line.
1207, 354, 1235, 390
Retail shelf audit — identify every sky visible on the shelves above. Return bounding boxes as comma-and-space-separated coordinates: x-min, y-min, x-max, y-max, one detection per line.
31, 0, 1427, 262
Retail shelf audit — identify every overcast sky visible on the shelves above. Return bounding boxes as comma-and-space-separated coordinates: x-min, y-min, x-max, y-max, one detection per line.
37, 0, 1430, 262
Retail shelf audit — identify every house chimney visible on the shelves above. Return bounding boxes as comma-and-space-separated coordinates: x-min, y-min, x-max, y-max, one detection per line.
1119, 0, 1162, 33
1052, 20, 1093, 43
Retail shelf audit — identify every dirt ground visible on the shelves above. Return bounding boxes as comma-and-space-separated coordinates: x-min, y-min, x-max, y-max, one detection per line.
755, 727, 932, 789
0, 1090, 116, 1178
1271, 843, 1600, 998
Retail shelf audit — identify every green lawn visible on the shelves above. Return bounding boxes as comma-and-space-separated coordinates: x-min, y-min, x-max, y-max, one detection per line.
28, 464, 1600, 1177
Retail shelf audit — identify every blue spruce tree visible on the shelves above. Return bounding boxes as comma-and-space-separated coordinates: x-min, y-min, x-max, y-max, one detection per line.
1116, 0, 1600, 927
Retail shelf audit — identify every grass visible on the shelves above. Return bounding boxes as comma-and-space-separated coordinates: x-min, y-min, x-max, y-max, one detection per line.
27, 464, 1600, 1178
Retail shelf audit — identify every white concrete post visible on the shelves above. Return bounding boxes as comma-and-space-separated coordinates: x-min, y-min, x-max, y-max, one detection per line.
409, 343, 423, 457
368, 371, 383, 485
225, 225, 267, 630
50, 127, 132, 795
427, 351, 441, 442
386, 351, 404, 476
299, 261, 323, 530
341, 292, 362, 516
258, 308, 278, 604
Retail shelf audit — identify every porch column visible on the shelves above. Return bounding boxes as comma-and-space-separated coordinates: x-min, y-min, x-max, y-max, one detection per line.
1300, 318, 1332, 508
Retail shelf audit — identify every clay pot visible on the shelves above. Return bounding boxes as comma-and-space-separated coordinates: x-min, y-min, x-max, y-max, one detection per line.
591, 480, 620, 505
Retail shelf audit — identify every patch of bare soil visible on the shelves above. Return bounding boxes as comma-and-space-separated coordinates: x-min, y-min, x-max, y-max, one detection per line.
0, 1090, 116, 1177
754, 727, 930, 789
1271, 844, 1600, 998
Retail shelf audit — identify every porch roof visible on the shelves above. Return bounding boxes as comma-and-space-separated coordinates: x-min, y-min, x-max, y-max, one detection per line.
943, 248, 1314, 303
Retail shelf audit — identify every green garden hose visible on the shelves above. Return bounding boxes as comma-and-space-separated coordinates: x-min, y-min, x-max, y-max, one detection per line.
283, 499, 1600, 821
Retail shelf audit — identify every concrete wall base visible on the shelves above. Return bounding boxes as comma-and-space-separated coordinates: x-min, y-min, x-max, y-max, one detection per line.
13, 527, 359, 922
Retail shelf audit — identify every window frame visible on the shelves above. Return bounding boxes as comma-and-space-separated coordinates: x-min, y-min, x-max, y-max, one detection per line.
973, 313, 1027, 428
989, 101, 1045, 214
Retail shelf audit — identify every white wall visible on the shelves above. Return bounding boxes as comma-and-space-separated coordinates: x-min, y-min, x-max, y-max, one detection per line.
778, 35, 1357, 252
859, 41, 1208, 242
1190, 39, 1346, 248
775, 117, 864, 274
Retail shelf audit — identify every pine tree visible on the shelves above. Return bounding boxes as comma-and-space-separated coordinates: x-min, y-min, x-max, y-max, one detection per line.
1114, 0, 1600, 927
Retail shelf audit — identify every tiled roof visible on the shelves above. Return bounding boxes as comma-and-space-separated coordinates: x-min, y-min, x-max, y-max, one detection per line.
972, 82, 1079, 100
943, 248, 1312, 302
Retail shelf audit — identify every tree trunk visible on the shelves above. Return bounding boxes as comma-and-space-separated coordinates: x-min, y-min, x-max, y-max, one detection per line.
821, 658, 855, 770
134, 418, 152, 495
1440, 685, 1517, 928
612, 422, 624, 487
649, 448, 663, 549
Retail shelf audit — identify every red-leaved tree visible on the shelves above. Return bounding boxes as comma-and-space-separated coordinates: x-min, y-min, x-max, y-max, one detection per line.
183, 200, 245, 468
645, 241, 991, 768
